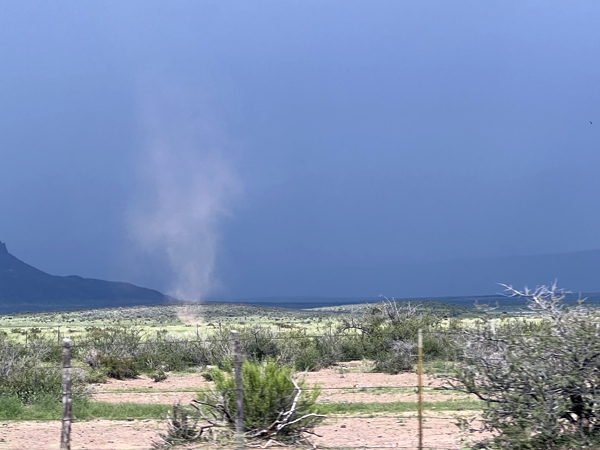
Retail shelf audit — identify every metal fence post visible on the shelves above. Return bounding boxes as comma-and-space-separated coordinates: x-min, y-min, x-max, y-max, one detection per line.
417, 329, 423, 450
231, 330, 244, 450
60, 338, 72, 450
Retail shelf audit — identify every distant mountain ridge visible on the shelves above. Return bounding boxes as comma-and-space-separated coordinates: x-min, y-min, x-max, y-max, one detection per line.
3, 239, 600, 315
0, 241, 171, 314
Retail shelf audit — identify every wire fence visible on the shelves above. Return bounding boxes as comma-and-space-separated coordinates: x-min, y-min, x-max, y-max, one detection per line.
0, 325, 568, 343
0, 330, 482, 450
4, 301, 597, 450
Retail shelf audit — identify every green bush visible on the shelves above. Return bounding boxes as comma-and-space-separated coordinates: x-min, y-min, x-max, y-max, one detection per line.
238, 327, 279, 361
0, 396, 24, 419
339, 335, 368, 361
337, 300, 456, 373
80, 325, 143, 355
373, 340, 416, 374
200, 369, 215, 382
0, 339, 88, 404
0, 365, 88, 404
198, 360, 324, 439
85, 368, 108, 384
136, 340, 195, 372
151, 368, 168, 382
293, 345, 322, 371
99, 355, 139, 380
313, 332, 342, 368
3, 367, 62, 404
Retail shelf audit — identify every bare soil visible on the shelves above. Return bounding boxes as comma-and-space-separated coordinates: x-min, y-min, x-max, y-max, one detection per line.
92, 368, 470, 405
92, 374, 208, 404
0, 366, 481, 449
309, 415, 472, 450
0, 420, 165, 450
0, 416, 479, 450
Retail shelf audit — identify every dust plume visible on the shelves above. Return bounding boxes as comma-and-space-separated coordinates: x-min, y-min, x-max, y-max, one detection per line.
130, 85, 240, 301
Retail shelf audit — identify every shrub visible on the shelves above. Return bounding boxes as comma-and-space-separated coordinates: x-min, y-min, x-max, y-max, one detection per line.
85, 368, 108, 384
449, 284, 600, 449
153, 402, 203, 449
150, 339, 211, 371
238, 327, 279, 361
200, 369, 215, 382
292, 346, 322, 372
0, 339, 88, 404
79, 325, 143, 360
313, 332, 342, 368
83, 349, 102, 368
339, 335, 367, 361
99, 355, 139, 380
337, 300, 453, 373
277, 332, 326, 371
0, 365, 88, 404
0, 396, 24, 419
203, 328, 234, 369
151, 368, 168, 383
373, 340, 416, 374
196, 360, 325, 440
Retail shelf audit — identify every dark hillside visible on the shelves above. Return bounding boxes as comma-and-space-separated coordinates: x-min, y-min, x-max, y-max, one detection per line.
0, 241, 170, 313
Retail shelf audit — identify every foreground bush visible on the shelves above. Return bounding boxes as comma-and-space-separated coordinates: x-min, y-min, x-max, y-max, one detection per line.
195, 360, 325, 441
450, 284, 600, 449
153, 402, 204, 449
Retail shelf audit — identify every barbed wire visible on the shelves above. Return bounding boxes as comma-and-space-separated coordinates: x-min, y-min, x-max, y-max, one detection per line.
314, 444, 473, 450
0, 414, 474, 423
0, 313, 548, 448
94, 386, 457, 393
2, 386, 466, 396
0, 329, 574, 351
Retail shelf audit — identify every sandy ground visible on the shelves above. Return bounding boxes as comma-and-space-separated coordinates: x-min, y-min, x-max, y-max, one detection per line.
92, 374, 207, 404
92, 370, 469, 405
309, 415, 474, 450
0, 420, 165, 450
0, 416, 480, 450
0, 366, 480, 450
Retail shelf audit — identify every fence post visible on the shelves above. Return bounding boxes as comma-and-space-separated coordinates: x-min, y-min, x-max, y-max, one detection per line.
231, 330, 244, 450
417, 329, 423, 450
60, 338, 72, 450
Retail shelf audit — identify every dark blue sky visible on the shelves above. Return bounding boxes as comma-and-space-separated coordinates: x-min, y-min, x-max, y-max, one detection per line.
1, 1, 599, 299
